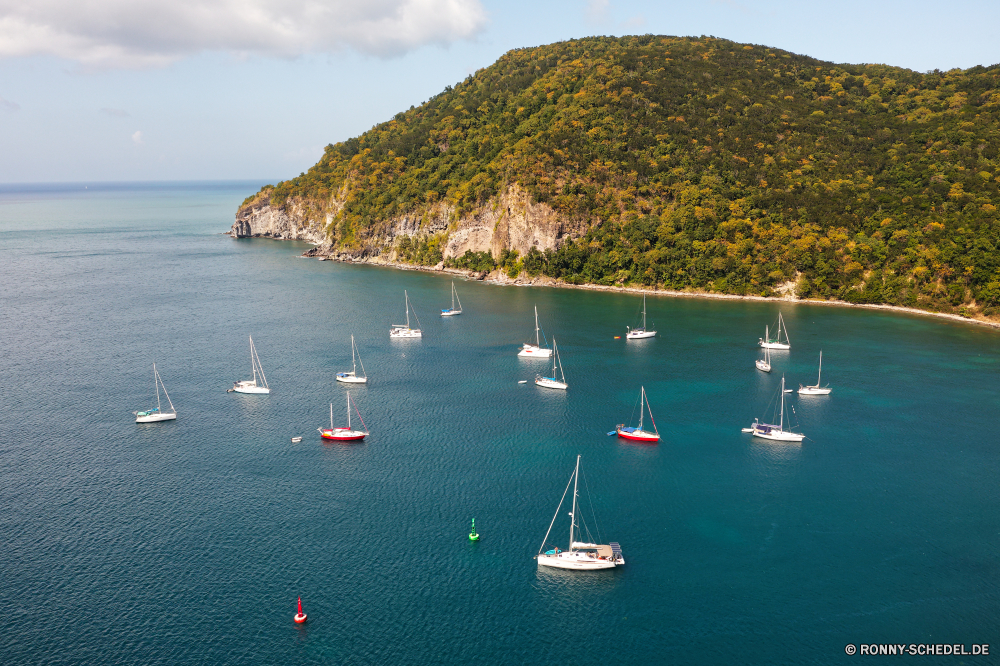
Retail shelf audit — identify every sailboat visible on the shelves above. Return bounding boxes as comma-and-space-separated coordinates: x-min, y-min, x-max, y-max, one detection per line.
390, 290, 422, 338
536, 455, 624, 570
744, 375, 805, 442
535, 338, 568, 390
756, 345, 771, 373
229, 335, 270, 394
336, 335, 367, 384
518, 305, 552, 357
615, 386, 660, 442
759, 313, 791, 349
134, 363, 176, 423
626, 294, 656, 339
318, 392, 368, 442
798, 351, 832, 395
440, 282, 463, 316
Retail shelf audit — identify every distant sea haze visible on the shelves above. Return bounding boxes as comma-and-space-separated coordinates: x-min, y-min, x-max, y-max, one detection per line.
1, 182, 998, 664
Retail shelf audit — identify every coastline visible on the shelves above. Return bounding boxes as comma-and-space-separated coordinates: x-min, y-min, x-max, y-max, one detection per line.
235, 233, 1000, 332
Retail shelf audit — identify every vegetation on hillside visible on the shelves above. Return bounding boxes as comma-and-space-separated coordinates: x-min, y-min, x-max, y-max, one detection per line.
248, 35, 1000, 316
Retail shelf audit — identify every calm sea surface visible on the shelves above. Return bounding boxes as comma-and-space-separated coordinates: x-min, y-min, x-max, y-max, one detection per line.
1, 182, 998, 664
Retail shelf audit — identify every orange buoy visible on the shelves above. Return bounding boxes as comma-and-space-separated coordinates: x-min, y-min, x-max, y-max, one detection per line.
614, 336, 621, 339
294, 596, 308, 624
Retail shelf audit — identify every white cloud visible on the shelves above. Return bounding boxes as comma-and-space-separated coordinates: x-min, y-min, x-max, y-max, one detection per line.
132, 130, 143, 144
0, 0, 488, 69
0, 95, 19, 110
585, 0, 609, 24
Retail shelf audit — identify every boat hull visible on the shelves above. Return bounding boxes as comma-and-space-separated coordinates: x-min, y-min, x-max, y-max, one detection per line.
535, 377, 567, 390
616, 426, 659, 443
626, 329, 656, 339
518, 344, 552, 358
319, 428, 366, 442
136, 412, 176, 423
232, 382, 270, 394
336, 373, 367, 384
390, 328, 421, 338
537, 553, 620, 570
440, 309, 462, 316
755, 361, 771, 372
752, 428, 804, 442
798, 386, 831, 395
759, 342, 790, 350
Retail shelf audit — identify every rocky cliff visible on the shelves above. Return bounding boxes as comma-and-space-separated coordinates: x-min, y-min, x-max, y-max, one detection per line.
230, 184, 588, 264
229, 188, 326, 244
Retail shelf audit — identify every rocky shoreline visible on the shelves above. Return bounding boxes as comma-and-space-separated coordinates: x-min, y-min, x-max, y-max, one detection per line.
257, 236, 1000, 331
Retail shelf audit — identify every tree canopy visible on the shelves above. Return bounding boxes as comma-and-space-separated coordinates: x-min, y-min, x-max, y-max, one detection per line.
246, 35, 1000, 317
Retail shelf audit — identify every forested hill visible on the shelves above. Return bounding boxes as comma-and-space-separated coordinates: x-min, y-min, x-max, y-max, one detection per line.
244, 35, 1000, 319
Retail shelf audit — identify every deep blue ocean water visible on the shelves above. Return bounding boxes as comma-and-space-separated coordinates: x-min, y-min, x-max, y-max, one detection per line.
1, 182, 998, 664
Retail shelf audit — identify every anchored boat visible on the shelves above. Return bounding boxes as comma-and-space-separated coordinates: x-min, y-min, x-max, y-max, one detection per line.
798, 351, 832, 395
744, 375, 805, 442
756, 345, 772, 373
759, 313, 791, 350
318, 393, 368, 442
390, 290, 422, 338
336, 335, 368, 384
230, 335, 270, 394
518, 306, 552, 357
626, 294, 656, 339
535, 338, 568, 390
441, 282, 463, 316
134, 363, 176, 423
536, 455, 624, 570
615, 386, 660, 443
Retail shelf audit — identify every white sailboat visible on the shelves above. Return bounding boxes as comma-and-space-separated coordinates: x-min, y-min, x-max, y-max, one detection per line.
759, 313, 791, 349
518, 305, 552, 357
626, 294, 656, 339
134, 363, 176, 423
744, 375, 805, 442
440, 282, 463, 316
798, 351, 832, 395
536, 455, 624, 571
229, 335, 270, 394
755, 345, 771, 373
535, 338, 568, 390
336, 334, 367, 384
390, 290, 422, 338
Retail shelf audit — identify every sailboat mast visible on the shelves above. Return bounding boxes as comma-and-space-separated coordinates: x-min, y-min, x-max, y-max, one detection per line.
817, 351, 822, 385
534, 306, 540, 347
351, 335, 357, 374
779, 376, 786, 430
405, 291, 410, 329
250, 336, 256, 383
451, 282, 456, 310
330, 402, 334, 430
154, 363, 161, 412
347, 392, 351, 429
642, 294, 647, 329
639, 387, 645, 431
552, 339, 558, 377
569, 455, 580, 552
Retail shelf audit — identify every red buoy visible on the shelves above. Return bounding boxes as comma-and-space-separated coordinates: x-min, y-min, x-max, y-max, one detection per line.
294, 596, 308, 624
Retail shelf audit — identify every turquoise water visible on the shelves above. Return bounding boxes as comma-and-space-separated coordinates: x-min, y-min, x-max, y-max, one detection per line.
1, 183, 998, 664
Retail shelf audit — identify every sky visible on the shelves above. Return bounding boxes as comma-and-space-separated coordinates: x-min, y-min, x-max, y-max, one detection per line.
1, 0, 998, 183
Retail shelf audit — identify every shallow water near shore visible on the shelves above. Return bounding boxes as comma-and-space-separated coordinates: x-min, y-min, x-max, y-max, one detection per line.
2, 182, 999, 665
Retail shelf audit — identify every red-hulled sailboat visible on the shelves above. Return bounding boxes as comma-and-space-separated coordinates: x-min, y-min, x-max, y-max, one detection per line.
615, 386, 660, 443
318, 392, 368, 442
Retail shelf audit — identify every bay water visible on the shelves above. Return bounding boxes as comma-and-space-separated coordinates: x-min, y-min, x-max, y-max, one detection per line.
1, 183, 998, 664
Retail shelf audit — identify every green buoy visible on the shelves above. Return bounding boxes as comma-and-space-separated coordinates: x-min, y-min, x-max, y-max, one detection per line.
468, 517, 480, 541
